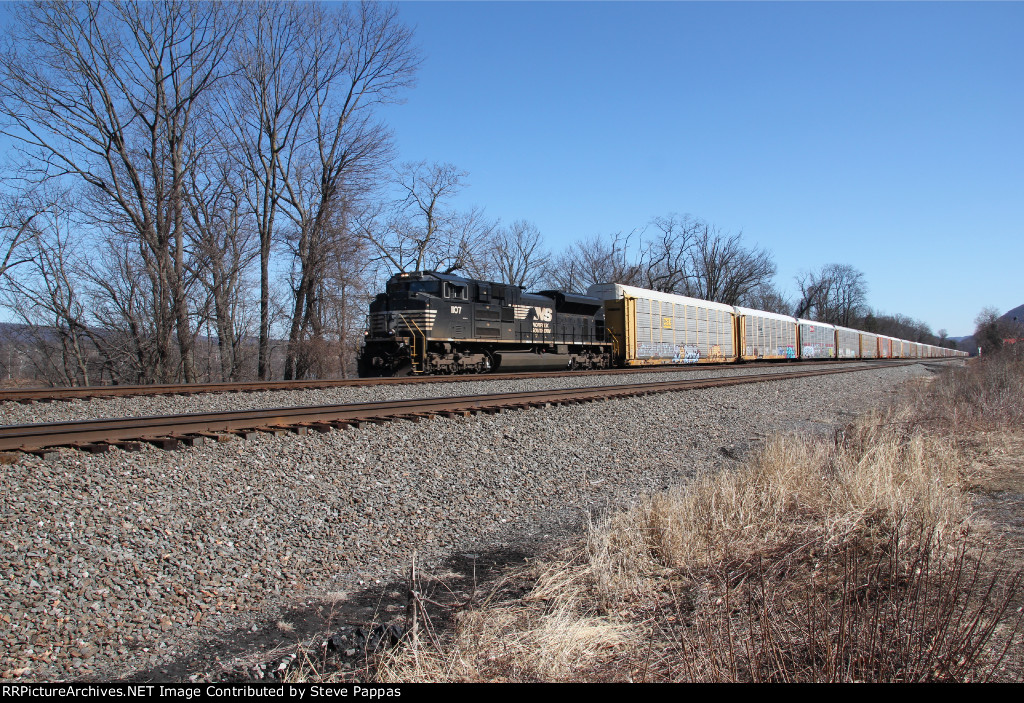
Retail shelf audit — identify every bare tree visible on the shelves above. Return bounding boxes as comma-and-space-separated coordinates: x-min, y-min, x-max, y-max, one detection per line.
0, 189, 96, 386
632, 214, 778, 304
360, 161, 493, 277
794, 270, 829, 319
973, 306, 1003, 355
275, 3, 418, 380
686, 225, 776, 305
185, 152, 259, 381
794, 263, 867, 325
639, 213, 698, 293
85, 235, 163, 383
0, 191, 40, 284
742, 281, 792, 315
227, 0, 327, 380
314, 234, 372, 378
468, 220, 549, 288
543, 231, 642, 294
826, 263, 868, 326
0, 0, 242, 383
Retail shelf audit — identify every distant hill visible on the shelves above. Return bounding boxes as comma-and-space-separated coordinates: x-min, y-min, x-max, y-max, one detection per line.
953, 336, 977, 354
999, 303, 1024, 328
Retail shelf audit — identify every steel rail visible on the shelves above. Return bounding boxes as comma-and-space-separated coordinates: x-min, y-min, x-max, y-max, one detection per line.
0, 362, 915, 453
0, 358, 912, 404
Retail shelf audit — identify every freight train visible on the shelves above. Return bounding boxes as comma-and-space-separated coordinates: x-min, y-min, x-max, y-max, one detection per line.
357, 271, 966, 377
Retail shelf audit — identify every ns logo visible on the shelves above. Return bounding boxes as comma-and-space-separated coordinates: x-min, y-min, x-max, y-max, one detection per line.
533, 307, 553, 322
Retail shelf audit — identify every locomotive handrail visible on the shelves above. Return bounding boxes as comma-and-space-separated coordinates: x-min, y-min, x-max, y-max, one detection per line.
398, 312, 427, 374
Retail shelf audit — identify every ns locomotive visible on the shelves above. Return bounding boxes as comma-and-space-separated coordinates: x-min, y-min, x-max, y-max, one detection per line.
357, 271, 612, 376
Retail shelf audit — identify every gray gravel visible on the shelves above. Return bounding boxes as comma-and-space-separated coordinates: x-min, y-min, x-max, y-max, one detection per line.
0, 363, 936, 680
3, 362, 869, 426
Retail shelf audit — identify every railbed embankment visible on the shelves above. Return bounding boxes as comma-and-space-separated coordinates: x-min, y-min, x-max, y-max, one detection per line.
0, 363, 937, 681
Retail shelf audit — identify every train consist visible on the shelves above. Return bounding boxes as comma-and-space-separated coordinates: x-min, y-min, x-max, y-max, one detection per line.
357, 271, 966, 376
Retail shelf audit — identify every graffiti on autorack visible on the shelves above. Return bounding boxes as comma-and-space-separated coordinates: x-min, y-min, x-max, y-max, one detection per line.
637, 342, 679, 359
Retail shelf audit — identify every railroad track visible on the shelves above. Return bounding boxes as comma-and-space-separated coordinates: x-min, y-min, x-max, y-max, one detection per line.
0, 358, 900, 404
0, 361, 919, 455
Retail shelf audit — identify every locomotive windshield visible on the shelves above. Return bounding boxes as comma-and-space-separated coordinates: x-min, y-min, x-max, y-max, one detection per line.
387, 280, 440, 295
408, 281, 440, 294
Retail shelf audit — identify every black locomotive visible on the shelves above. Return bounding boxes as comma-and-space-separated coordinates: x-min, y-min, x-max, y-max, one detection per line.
358, 271, 612, 376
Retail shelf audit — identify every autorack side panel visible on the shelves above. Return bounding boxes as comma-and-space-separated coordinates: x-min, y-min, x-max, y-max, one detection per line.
834, 325, 860, 359
859, 332, 879, 359
878, 336, 892, 359
588, 283, 737, 365
797, 320, 837, 359
734, 306, 797, 360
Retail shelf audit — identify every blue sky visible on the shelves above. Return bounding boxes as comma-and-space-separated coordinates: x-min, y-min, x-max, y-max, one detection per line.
379, 1, 1023, 336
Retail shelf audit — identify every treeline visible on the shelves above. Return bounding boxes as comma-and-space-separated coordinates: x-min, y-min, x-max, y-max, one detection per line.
0, 2, 953, 388
0, 1, 418, 385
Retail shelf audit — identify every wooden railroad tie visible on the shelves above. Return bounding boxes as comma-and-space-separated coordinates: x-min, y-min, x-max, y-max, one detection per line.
72, 442, 110, 454
174, 435, 208, 447
142, 436, 179, 450
197, 431, 232, 443
109, 441, 143, 452
256, 426, 289, 437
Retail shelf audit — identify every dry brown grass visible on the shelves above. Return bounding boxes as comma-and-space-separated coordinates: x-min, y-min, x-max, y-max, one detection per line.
372, 355, 1024, 682
921, 349, 1024, 432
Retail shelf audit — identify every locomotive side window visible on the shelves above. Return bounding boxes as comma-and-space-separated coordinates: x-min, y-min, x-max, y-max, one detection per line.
444, 282, 468, 300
